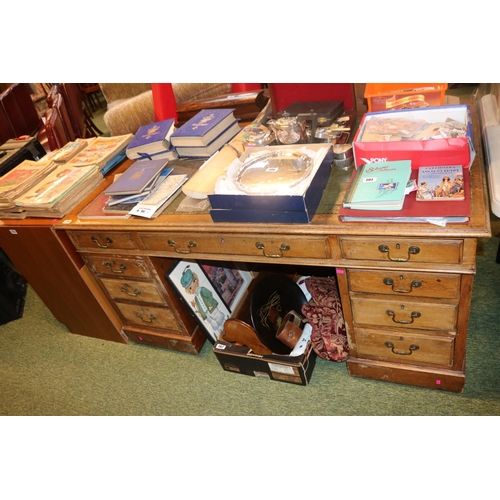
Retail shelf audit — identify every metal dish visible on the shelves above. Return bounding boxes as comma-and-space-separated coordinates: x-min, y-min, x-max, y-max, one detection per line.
241, 124, 275, 147
234, 150, 314, 194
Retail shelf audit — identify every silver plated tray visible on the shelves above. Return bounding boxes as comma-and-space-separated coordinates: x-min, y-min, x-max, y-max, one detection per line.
234, 150, 314, 194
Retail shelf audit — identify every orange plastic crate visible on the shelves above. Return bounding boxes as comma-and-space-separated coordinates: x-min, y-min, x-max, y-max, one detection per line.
364, 83, 448, 112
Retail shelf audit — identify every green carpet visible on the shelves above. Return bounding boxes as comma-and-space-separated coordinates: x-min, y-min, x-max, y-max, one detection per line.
0, 217, 499, 416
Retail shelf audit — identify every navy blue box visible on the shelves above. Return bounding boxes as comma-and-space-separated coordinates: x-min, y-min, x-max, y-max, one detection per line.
208, 144, 333, 223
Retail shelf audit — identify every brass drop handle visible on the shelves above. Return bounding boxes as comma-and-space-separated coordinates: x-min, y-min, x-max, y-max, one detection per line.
168, 239, 197, 254
91, 236, 113, 248
386, 308, 421, 324
385, 341, 419, 355
104, 261, 127, 274
383, 276, 422, 293
120, 284, 141, 297
255, 242, 290, 258
136, 311, 156, 323
378, 244, 420, 262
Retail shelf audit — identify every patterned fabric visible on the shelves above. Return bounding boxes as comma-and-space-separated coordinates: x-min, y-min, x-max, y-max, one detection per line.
301, 277, 348, 362
172, 83, 232, 106
103, 90, 155, 136
99, 83, 152, 106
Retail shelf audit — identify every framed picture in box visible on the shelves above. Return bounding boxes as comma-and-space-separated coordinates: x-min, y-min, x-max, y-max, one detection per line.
166, 260, 231, 343
201, 263, 253, 312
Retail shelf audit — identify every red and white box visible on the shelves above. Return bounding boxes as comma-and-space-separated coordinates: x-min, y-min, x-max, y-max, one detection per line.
353, 105, 475, 170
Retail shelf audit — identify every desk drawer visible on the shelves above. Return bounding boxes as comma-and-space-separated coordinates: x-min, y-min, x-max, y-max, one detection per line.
68, 231, 140, 251
139, 232, 329, 260
338, 236, 463, 265
100, 277, 167, 305
347, 269, 461, 299
355, 327, 454, 367
83, 254, 152, 279
350, 295, 458, 331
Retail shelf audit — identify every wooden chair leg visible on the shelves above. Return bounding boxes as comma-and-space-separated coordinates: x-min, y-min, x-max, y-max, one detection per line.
84, 109, 103, 137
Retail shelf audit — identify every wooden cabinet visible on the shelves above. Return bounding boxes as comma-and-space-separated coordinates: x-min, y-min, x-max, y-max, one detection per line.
72, 241, 205, 354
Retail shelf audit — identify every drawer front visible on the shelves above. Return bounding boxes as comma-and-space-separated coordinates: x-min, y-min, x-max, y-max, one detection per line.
355, 328, 454, 367
339, 236, 463, 265
347, 269, 461, 299
116, 303, 185, 333
350, 296, 458, 331
100, 277, 166, 305
138, 232, 329, 260
124, 327, 206, 354
83, 254, 152, 279
68, 231, 140, 251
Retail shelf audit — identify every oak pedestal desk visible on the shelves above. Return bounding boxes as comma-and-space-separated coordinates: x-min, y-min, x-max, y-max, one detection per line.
52, 121, 491, 392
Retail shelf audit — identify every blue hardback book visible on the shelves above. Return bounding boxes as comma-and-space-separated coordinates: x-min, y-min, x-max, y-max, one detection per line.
126, 119, 176, 160
104, 158, 168, 196
170, 108, 237, 147
174, 121, 240, 158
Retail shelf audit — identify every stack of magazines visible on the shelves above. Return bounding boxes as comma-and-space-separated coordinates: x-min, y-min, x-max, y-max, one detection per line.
0, 134, 135, 219
62, 134, 133, 175
15, 163, 104, 218
0, 159, 56, 219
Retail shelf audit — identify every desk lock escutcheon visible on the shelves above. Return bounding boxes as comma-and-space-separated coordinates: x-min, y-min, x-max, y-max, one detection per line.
378, 243, 420, 262
383, 275, 422, 293
386, 305, 421, 324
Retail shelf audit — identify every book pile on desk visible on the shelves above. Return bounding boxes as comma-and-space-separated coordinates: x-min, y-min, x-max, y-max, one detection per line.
78, 158, 187, 220
342, 160, 412, 211
125, 118, 178, 161
339, 160, 471, 225
170, 108, 240, 158
15, 163, 104, 218
62, 134, 133, 175
0, 159, 56, 219
0, 134, 137, 219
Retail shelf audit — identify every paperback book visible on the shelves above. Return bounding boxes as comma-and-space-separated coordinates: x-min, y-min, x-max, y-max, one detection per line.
416, 165, 465, 201
170, 108, 237, 147
343, 160, 412, 210
128, 174, 188, 218
126, 119, 177, 160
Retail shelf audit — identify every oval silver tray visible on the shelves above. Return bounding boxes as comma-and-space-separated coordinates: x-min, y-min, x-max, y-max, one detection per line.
234, 150, 314, 194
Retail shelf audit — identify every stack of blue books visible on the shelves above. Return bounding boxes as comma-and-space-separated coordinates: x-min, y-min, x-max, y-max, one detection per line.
170, 108, 240, 158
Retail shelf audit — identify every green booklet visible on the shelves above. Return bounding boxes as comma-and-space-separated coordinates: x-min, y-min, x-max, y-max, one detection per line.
343, 160, 412, 210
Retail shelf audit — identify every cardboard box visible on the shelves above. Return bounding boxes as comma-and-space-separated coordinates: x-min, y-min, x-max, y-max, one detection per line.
364, 83, 447, 112
213, 338, 316, 386
208, 143, 333, 223
353, 105, 475, 170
